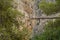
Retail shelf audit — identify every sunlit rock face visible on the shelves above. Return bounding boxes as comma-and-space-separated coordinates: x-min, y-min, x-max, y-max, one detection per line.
13, 0, 35, 37
13, 0, 33, 26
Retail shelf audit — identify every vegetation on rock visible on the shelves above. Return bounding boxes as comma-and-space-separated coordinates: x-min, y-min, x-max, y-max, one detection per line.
39, 0, 60, 15
31, 0, 60, 40
0, 0, 30, 40
32, 19, 60, 40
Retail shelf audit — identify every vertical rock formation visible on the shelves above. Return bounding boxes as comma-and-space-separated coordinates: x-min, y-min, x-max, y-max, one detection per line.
13, 0, 33, 29
13, 0, 46, 38
13, 0, 56, 39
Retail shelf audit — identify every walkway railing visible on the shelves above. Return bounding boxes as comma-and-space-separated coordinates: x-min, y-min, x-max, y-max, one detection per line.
30, 16, 60, 19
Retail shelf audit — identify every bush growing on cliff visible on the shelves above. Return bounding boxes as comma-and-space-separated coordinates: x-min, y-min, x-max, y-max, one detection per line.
39, 0, 60, 15
0, 0, 30, 40
31, 19, 60, 40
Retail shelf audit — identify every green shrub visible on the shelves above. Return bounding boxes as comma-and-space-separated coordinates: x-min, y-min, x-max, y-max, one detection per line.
39, 0, 60, 15
0, 0, 30, 40
56, 0, 60, 11
31, 19, 60, 40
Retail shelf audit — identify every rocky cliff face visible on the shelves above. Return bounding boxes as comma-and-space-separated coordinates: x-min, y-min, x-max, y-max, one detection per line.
13, 0, 47, 37
13, 0, 58, 38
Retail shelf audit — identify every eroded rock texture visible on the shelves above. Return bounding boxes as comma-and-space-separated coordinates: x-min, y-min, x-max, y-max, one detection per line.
13, 0, 46, 38
13, 0, 57, 38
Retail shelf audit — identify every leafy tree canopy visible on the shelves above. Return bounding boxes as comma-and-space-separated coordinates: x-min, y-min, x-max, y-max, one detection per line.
39, 0, 60, 15
0, 0, 28, 40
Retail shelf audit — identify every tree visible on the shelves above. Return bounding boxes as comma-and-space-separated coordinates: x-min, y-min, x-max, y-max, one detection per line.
0, 0, 30, 40
39, 0, 60, 15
